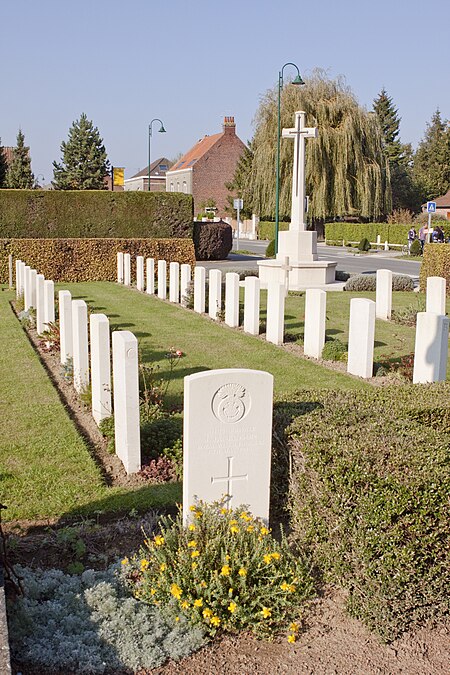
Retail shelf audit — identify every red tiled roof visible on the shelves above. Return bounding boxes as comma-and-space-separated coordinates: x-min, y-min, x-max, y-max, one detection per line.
435, 189, 450, 207
129, 157, 172, 179
168, 133, 223, 172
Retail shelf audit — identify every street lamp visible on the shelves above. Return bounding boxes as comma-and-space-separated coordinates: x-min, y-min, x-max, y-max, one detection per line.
148, 119, 166, 191
275, 63, 304, 253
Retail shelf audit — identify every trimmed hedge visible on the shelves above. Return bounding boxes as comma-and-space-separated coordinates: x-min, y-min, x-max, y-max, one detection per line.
344, 273, 414, 292
0, 238, 196, 283
419, 243, 450, 294
0, 190, 194, 239
287, 385, 450, 641
192, 220, 232, 260
258, 221, 289, 240
326, 222, 410, 245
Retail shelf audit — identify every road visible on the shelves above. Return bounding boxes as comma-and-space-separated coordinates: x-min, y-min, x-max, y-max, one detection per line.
198, 240, 421, 284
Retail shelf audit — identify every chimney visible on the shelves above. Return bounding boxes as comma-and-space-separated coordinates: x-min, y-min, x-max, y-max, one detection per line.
223, 116, 236, 135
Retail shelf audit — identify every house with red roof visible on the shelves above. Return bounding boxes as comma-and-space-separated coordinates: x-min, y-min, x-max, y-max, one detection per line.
166, 117, 246, 217
124, 157, 172, 191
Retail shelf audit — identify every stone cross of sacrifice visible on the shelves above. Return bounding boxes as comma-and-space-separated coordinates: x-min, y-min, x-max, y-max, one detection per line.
282, 110, 318, 231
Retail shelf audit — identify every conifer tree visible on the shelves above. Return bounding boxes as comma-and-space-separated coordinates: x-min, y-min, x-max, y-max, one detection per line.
373, 89, 421, 211
225, 141, 254, 218
249, 71, 391, 227
0, 138, 7, 187
53, 113, 110, 190
413, 109, 450, 200
5, 129, 34, 189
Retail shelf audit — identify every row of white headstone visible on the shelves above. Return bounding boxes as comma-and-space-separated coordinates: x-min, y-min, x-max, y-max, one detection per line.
15, 259, 55, 334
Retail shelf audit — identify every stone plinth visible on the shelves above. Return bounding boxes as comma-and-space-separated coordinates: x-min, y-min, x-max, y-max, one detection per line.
183, 369, 273, 524
258, 258, 337, 290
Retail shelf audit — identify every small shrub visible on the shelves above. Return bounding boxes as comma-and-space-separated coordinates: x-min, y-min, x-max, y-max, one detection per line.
358, 237, 371, 252
344, 273, 414, 292
138, 457, 178, 483
387, 209, 414, 224
141, 416, 182, 460
392, 274, 414, 291
391, 296, 426, 326
321, 339, 347, 361
265, 239, 275, 257
123, 500, 314, 640
409, 238, 422, 256
99, 415, 115, 453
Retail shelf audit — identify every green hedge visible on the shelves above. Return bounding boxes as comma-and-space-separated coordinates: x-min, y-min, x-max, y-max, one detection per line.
287, 385, 450, 641
258, 221, 289, 240
0, 190, 194, 239
420, 243, 450, 293
325, 222, 410, 245
0, 238, 196, 283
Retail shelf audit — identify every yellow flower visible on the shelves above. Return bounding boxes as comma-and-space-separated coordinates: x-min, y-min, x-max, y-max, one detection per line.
289, 585, 296, 593
154, 535, 164, 546
194, 510, 202, 518
280, 581, 290, 591
261, 607, 272, 618
210, 615, 221, 626
160, 563, 167, 572
290, 622, 300, 633
225, 554, 231, 561
194, 598, 203, 608
121, 557, 129, 565
188, 540, 197, 548
221, 565, 231, 576
229, 519, 238, 525
239, 512, 251, 521
228, 587, 233, 595
230, 526, 239, 534
287, 634, 296, 643
175, 616, 180, 622
228, 601, 237, 613
238, 567, 247, 577
202, 608, 212, 618
200, 580, 207, 588
150, 588, 156, 596
192, 562, 198, 570
220, 507, 228, 514
189, 505, 197, 512
170, 583, 182, 600
181, 600, 189, 609
271, 552, 281, 561
188, 524, 196, 531
260, 527, 270, 536
140, 559, 149, 571
263, 554, 272, 564
191, 550, 200, 558
246, 525, 254, 532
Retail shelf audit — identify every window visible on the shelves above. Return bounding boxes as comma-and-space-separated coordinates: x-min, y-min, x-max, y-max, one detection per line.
159, 164, 168, 171
183, 181, 187, 193
170, 183, 174, 192
177, 182, 180, 192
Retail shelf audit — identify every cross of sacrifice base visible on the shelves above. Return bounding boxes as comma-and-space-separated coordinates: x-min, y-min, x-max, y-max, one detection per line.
211, 456, 248, 508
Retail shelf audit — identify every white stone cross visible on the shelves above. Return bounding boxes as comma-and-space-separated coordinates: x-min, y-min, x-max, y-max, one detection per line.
282, 110, 318, 231
211, 456, 248, 507
279, 256, 292, 294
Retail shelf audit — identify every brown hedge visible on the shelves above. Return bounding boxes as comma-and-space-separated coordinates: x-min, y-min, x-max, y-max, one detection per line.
419, 243, 450, 294
0, 190, 194, 239
193, 220, 233, 260
0, 238, 196, 283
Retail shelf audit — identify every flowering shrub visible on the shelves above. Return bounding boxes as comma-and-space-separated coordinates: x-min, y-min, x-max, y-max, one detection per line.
122, 500, 314, 640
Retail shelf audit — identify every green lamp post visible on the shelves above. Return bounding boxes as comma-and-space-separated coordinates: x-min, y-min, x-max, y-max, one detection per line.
148, 119, 166, 191
274, 63, 304, 253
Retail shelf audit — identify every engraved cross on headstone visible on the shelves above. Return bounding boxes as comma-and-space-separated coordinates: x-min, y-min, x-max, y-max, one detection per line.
282, 110, 318, 232
211, 456, 248, 508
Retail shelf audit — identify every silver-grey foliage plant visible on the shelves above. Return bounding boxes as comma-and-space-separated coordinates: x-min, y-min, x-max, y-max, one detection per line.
8, 565, 205, 673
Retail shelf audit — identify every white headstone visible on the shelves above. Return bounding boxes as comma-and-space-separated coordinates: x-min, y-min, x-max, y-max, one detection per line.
44, 280, 55, 331
183, 369, 273, 524
15, 259, 22, 298
8, 255, 13, 289
194, 266, 206, 313
376, 269, 392, 320
225, 273, 240, 327
72, 299, 90, 393
180, 264, 191, 307
426, 276, 446, 315
304, 288, 326, 359
169, 262, 180, 303
117, 252, 124, 284
90, 314, 112, 425
413, 312, 449, 384
158, 260, 167, 300
23, 266, 31, 310
36, 274, 45, 335
266, 282, 285, 345
30, 269, 37, 309
209, 269, 222, 320
112, 331, 141, 474
146, 258, 155, 294
136, 256, 145, 291
243, 276, 260, 335
59, 290, 73, 365
123, 253, 131, 286
347, 298, 375, 378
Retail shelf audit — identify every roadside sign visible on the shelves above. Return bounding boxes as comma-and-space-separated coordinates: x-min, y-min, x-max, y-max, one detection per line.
233, 198, 243, 209
427, 201, 437, 213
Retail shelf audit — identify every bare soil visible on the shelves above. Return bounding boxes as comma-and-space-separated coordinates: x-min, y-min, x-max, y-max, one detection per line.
7, 308, 449, 674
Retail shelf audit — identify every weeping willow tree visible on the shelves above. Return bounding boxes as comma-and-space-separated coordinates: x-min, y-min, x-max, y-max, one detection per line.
250, 71, 391, 225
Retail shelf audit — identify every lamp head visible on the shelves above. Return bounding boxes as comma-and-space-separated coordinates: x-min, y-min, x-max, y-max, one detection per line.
292, 74, 305, 86
159, 124, 166, 133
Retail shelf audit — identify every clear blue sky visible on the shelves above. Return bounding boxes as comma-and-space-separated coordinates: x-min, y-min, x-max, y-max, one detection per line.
2, 0, 449, 184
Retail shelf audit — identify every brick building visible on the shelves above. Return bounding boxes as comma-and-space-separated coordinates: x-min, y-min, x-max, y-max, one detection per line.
166, 117, 246, 217
124, 157, 172, 191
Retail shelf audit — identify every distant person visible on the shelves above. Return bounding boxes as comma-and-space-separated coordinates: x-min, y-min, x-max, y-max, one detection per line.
407, 226, 417, 252
419, 225, 428, 252
432, 225, 444, 243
